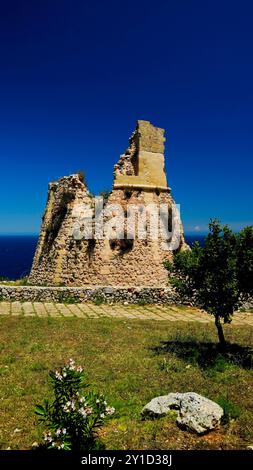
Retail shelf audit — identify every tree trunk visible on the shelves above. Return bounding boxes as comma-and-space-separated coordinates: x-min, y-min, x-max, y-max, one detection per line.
215, 315, 226, 348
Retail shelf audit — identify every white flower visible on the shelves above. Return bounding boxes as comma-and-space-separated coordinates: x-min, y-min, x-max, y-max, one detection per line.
55, 371, 63, 381
44, 431, 53, 442
100, 413, 105, 418
56, 429, 61, 436
96, 399, 100, 404
62, 428, 66, 435
105, 406, 115, 415
79, 407, 87, 417
66, 358, 77, 370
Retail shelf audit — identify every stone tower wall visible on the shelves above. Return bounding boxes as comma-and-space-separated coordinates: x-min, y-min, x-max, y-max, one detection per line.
29, 120, 188, 287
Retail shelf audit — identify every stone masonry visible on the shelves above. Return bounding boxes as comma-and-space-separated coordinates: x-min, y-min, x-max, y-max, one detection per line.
29, 120, 188, 287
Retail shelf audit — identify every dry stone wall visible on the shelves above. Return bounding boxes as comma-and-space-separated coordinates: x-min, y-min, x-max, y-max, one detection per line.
0, 285, 179, 304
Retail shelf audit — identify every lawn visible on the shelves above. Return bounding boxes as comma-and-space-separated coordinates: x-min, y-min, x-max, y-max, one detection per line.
0, 315, 252, 450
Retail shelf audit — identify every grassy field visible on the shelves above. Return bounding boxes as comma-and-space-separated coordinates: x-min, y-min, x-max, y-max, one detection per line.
0, 314, 252, 450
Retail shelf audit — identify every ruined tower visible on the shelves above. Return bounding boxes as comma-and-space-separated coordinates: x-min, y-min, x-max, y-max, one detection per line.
29, 120, 188, 287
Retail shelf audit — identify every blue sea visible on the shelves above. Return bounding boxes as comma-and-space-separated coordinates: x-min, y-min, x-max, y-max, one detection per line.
0, 235, 205, 280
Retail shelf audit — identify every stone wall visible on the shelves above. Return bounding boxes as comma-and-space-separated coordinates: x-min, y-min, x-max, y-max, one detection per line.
0, 285, 179, 304
29, 120, 189, 288
1, 285, 252, 309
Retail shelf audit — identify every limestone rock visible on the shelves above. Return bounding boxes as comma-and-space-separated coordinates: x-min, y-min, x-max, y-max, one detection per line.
142, 392, 223, 434
141, 393, 181, 418
176, 392, 223, 434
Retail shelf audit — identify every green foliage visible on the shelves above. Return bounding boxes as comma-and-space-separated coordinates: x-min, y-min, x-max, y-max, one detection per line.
166, 220, 253, 344
196, 221, 238, 323
217, 396, 241, 423
169, 242, 203, 299
163, 260, 173, 272
92, 295, 105, 306
209, 355, 231, 373
35, 359, 115, 450
18, 276, 30, 286
137, 298, 147, 306
57, 293, 78, 304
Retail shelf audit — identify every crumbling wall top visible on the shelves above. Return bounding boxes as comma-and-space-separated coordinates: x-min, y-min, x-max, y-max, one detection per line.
114, 120, 169, 191
133, 120, 165, 154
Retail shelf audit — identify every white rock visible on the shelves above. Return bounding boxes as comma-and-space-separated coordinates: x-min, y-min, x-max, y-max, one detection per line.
141, 393, 181, 417
176, 392, 223, 434
142, 392, 223, 434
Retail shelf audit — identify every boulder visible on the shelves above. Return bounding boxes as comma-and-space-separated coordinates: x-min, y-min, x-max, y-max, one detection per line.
142, 392, 223, 434
176, 392, 224, 434
141, 393, 182, 418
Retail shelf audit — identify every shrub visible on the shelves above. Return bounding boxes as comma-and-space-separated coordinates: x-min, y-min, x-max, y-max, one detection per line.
92, 294, 105, 306
35, 359, 115, 450
18, 276, 30, 286
166, 220, 253, 346
137, 298, 147, 306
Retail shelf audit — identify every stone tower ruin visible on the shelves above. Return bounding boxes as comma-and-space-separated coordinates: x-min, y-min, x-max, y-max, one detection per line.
29, 120, 188, 287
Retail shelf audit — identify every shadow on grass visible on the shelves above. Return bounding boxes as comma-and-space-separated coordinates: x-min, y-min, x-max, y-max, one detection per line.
151, 340, 253, 370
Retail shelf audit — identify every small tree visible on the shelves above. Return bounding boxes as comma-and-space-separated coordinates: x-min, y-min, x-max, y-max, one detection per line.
167, 220, 253, 347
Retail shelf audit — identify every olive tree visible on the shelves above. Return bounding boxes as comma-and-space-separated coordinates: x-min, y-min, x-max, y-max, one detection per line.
166, 220, 253, 347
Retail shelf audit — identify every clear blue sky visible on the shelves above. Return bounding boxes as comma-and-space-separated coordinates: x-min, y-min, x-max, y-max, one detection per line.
0, 0, 252, 235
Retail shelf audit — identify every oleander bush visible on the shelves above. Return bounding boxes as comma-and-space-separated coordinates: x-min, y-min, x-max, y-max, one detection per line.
35, 359, 115, 450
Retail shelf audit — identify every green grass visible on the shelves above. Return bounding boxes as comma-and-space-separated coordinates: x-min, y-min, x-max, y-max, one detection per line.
0, 316, 252, 450
0, 276, 30, 286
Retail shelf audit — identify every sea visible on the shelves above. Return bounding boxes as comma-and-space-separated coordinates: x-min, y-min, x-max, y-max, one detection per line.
0, 235, 205, 281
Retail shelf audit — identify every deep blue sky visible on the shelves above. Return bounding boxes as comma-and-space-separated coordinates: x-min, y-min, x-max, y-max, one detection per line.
0, 0, 252, 234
